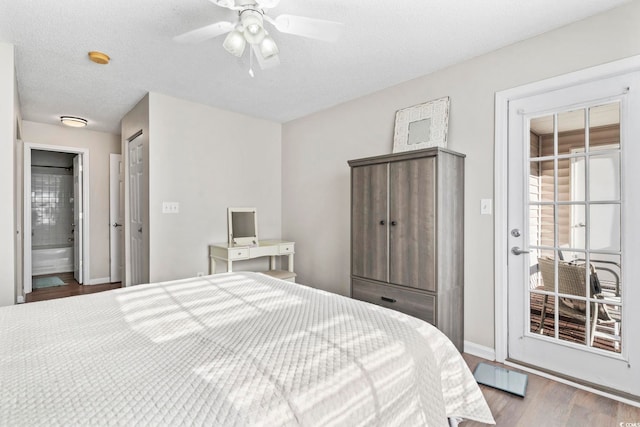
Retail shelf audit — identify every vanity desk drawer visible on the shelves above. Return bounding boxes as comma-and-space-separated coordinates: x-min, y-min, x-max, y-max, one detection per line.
228, 248, 250, 260
278, 243, 295, 254
209, 240, 296, 278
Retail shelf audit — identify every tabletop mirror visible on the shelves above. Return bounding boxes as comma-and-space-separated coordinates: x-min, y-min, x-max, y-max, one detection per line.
228, 207, 258, 246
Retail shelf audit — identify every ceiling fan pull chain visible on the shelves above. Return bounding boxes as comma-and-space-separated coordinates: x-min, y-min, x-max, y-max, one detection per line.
249, 47, 255, 78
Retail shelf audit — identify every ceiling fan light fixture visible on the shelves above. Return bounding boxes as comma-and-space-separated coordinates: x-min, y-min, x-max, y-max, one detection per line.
260, 36, 279, 59
240, 9, 265, 44
223, 30, 246, 57
174, 2, 344, 70
60, 116, 88, 128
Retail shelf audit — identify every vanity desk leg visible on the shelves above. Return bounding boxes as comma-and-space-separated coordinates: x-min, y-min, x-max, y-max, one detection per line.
288, 254, 294, 273
267, 255, 293, 272
209, 256, 234, 274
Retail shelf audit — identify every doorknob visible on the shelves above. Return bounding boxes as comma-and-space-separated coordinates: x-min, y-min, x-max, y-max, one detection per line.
112, 223, 122, 227
138, 227, 143, 233
511, 246, 530, 256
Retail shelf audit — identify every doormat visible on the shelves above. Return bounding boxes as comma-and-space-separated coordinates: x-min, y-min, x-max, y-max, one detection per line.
33, 276, 65, 289
473, 362, 528, 397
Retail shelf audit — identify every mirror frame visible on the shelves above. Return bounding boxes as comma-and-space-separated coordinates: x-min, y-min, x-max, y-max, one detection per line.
228, 207, 259, 246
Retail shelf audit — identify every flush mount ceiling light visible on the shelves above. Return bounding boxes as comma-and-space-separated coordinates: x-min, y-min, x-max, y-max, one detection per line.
88, 51, 110, 65
60, 116, 88, 128
174, 0, 343, 75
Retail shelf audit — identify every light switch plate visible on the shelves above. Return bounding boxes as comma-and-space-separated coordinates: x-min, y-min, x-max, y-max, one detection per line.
480, 199, 492, 215
162, 201, 180, 214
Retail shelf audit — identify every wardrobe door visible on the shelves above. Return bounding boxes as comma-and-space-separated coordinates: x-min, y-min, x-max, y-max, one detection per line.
388, 157, 436, 291
351, 163, 388, 282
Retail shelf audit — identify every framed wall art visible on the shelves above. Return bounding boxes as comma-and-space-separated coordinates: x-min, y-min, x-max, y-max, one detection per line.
392, 96, 450, 153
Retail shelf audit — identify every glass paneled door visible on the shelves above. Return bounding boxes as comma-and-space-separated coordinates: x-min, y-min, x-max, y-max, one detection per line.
507, 71, 640, 398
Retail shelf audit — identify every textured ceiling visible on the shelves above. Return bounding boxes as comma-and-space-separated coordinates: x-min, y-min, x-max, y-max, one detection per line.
0, 0, 630, 134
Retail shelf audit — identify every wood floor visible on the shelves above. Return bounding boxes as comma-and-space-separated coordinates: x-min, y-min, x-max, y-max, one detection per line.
26, 272, 121, 303
462, 353, 640, 426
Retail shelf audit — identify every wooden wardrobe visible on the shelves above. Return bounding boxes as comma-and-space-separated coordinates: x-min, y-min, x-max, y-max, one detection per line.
348, 147, 465, 351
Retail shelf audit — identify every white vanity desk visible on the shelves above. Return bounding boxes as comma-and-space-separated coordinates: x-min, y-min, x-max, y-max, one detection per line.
208, 239, 296, 282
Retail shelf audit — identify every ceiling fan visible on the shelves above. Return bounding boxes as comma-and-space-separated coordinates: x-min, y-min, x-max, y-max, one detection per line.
174, 0, 344, 74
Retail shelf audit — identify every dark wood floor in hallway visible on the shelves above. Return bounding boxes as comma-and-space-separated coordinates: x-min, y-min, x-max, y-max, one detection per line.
26, 272, 121, 303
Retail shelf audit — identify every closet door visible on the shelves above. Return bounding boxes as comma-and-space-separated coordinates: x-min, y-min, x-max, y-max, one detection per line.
389, 157, 436, 291
352, 163, 388, 282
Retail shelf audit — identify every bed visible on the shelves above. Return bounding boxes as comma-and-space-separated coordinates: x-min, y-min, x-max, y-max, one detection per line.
0, 272, 494, 426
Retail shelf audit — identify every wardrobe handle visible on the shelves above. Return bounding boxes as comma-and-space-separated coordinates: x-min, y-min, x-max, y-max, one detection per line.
390, 221, 397, 226
380, 296, 396, 303
379, 220, 385, 225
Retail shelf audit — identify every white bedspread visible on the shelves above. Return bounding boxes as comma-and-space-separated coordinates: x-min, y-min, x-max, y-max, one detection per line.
0, 272, 494, 426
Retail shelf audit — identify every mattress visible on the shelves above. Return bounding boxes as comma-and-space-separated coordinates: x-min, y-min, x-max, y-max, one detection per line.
0, 272, 494, 426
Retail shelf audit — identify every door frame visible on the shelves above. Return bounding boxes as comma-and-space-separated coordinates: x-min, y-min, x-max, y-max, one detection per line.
494, 55, 640, 404
73, 154, 83, 284
109, 153, 123, 282
23, 142, 90, 293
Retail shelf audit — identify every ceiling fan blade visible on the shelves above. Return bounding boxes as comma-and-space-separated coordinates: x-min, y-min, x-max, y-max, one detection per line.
174, 21, 235, 43
268, 14, 344, 42
251, 44, 280, 70
255, 0, 280, 8
208, 0, 240, 10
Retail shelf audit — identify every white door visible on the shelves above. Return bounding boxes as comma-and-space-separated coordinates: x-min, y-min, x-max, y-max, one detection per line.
507, 72, 640, 397
128, 136, 145, 286
109, 154, 123, 282
73, 154, 83, 284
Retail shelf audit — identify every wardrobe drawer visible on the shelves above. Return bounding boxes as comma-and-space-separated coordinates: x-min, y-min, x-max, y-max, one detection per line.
352, 278, 436, 325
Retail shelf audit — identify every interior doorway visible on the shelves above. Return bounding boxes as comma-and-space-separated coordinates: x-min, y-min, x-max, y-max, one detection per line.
23, 143, 90, 295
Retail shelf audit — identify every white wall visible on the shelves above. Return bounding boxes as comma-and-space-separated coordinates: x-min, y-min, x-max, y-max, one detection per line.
20, 121, 121, 285
146, 93, 282, 282
281, 1, 640, 349
0, 42, 16, 306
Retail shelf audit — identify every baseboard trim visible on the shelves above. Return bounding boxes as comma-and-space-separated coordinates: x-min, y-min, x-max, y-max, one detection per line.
463, 341, 496, 360
86, 277, 111, 286
504, 359, 640, 408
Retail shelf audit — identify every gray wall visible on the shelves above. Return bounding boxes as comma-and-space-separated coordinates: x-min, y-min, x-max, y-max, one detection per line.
281, 1, 640, 349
